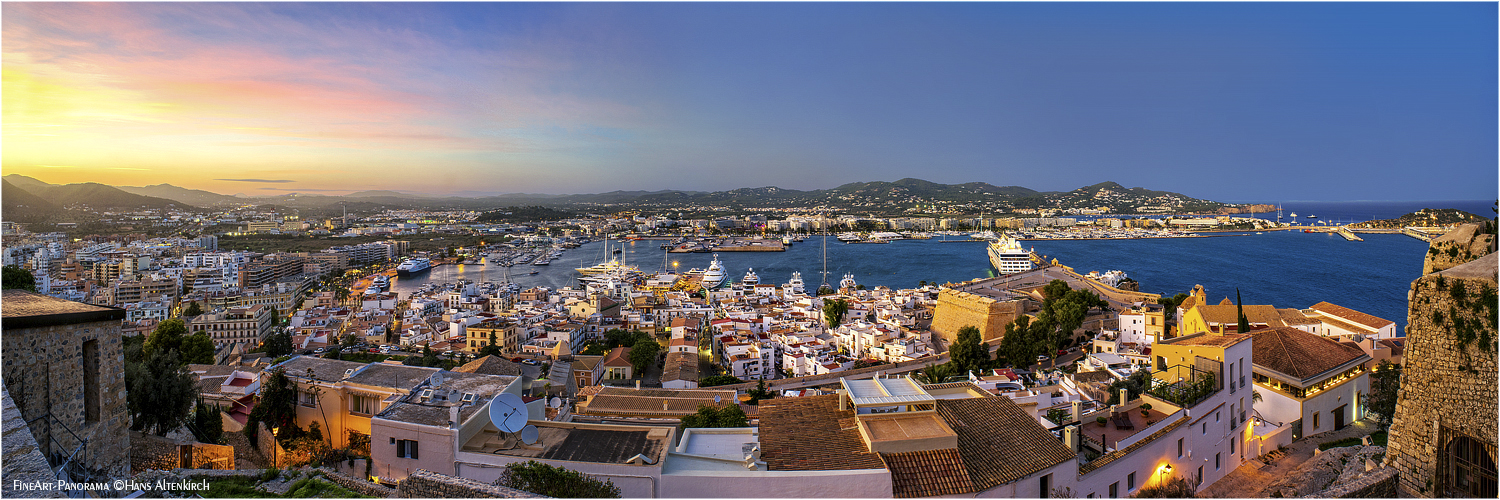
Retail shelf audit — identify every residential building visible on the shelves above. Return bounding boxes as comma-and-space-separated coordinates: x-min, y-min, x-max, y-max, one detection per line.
190, 304, 275, 348
1249, 327, 1371, 440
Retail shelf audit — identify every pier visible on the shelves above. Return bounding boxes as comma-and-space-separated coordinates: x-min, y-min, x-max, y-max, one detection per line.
1335, 227, 1364, 241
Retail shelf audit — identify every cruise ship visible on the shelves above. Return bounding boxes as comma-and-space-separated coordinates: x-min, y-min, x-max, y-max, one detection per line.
701, 254, 727, 289
396, 257, 432, 276
742, 268, 760, 286
987, 233, 1034, 275
786, 271, 806, 294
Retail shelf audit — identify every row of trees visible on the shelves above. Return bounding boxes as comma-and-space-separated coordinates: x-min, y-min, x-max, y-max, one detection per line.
997, 280, 1108, 369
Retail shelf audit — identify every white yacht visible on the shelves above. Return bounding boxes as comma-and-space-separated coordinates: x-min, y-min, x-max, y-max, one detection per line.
701, 254, 727, 289
786, 271, 806, 294
987, 233, 1034, 275
741, 268, 760, 286
576, 258, 637, 276
839, 273, 857, 290
396, 257, 432, 276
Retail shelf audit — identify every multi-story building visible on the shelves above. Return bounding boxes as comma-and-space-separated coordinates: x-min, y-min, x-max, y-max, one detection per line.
189, 304, 275, 348
238, 254, 305, 288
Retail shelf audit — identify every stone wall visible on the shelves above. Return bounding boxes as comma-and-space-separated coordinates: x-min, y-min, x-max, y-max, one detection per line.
318, 468, 396, 497
1, 318, 131, 477
930, 287, 1029, 343
255, 422, 293, 468
1421, 222, 1497, 275
130, 432, 236, 472
1387, 243, 1497, 497
395, 469, 547, 498
1315, 466, 1399, 498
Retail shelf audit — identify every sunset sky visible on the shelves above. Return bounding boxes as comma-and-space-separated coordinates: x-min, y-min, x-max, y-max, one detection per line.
3, 2, 1495, 201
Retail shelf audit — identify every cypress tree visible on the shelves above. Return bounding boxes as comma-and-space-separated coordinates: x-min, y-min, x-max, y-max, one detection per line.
1236, 288, 1250, 333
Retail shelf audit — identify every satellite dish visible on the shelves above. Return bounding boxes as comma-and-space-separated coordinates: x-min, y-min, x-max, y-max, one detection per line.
488, 393, 528, 433
714, 395, 722, 404
549, 397, 563, 409
520, 425, 540, 445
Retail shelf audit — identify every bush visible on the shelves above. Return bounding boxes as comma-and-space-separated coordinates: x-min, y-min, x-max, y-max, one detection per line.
498, 460, 621, 498
1132, 475, 1196, 498
1369, 430, 1388, 447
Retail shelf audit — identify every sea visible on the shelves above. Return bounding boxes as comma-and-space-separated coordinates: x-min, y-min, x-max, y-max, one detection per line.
391, 200, 1493, 332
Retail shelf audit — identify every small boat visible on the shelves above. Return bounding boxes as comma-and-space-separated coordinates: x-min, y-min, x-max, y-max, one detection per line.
528, 270, 539, 275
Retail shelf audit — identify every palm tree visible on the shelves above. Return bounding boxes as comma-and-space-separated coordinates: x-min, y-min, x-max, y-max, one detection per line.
914, 363, 957, 385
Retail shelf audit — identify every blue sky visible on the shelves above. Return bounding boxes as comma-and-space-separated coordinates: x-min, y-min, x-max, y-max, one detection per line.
5, 2, 1495, 201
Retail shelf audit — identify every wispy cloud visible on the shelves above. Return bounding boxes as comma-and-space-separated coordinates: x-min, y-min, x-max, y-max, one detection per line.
257, 187, 343, 192
216, 178, 294, 183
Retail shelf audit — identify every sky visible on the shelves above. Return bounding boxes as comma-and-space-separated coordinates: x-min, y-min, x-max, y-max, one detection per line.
3, 2, 1495, 201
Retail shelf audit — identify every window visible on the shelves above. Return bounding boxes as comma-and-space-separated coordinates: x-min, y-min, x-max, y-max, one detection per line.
1197, 465, 1203, 484
1215, 452, 1221, 470
1109, 482, 1118, 498
351, 394, 378, 415
1201, 423, 1207, 435
1230, 403, 1237, 429
1215, 411, 1220, 422
1313, 412, 1320, 430
301, 391, 318, 408
1178, 438, 1184, 458
1128, 472, 1136, 491
82, 339, 100, 423
395, 439, 420, 459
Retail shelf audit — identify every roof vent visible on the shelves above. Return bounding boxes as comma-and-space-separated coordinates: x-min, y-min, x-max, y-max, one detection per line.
461, 393, 476, 403
419, 389, 434, 402
344, 368, 355, 378
625, 453, 655, 465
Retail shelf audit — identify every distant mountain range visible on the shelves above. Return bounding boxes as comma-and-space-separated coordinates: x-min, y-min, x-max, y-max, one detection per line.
1, 174, 1238, 221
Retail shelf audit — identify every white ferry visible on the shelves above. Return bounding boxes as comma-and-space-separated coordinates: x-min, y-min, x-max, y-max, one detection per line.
396, 257, 432, 276
987, 233, 1034, 275
701, 254, 727, 289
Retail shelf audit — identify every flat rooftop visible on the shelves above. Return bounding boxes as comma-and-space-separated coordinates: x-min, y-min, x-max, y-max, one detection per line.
461, 421, 672, 465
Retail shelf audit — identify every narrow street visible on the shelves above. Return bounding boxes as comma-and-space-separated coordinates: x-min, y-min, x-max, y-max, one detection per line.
1197, 418, 1379, 498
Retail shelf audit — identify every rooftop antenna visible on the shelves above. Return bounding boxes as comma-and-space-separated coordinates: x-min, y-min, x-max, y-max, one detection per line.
489, 392, 528, 435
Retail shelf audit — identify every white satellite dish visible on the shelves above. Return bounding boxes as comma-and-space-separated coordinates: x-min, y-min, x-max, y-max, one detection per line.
520, 424, 540, 445
714, 395, 721, 404
549, 397, 563, 409
488, 393, 528, 433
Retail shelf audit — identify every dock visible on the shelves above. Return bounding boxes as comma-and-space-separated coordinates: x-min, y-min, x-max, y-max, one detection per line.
1335, 227, 1364, 241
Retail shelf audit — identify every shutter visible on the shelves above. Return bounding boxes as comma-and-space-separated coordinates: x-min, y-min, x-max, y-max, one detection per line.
410, 441, 419, 460
396, 440, 407, 458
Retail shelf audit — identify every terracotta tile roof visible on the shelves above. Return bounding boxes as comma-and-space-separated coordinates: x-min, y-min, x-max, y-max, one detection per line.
661, 351, 698, 383
1193, 304, 1287, 327
602, 346, 632, 367
1308, 302, 1395, 330
881, 449, 976, 498
1251, 327, 1371, 383
1161, 332, 1251, 348
758, 394, 886, 471
453, 355, 523, 377
936, 397, 1075, 490
1276, 308, 1320, 325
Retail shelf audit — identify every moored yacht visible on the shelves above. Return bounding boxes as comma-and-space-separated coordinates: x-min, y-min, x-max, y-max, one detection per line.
839, 273, 857, 290
701, 254, 727, 289
786, 271, 806, 294
987, 233, 1034, 275
742, 268, 760, 286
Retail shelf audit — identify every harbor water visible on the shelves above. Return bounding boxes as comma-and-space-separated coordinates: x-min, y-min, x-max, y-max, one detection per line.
392, 230, 1434, 332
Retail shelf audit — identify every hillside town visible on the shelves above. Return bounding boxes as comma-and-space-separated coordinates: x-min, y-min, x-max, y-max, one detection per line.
4, 204, 1493, 498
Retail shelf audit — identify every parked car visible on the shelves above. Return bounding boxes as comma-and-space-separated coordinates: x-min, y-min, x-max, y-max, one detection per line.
522, 359, 539, 365
1036, 355, 1050, 363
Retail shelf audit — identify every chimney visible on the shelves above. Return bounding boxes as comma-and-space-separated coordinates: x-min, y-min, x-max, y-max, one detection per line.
839, 390, 849, 411
1119, 388, 1131, 405
1070, 401, 1083, 424
449, 405, 460, 429
636, 380, 641, 390
1064, 425, 1080, 452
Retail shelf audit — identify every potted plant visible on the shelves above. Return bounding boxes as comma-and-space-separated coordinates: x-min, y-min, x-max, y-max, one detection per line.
1140, 403, 1153, 417
1096, 416, 1108, 425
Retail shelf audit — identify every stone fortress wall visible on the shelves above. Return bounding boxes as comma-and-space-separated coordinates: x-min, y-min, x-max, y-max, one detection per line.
1387, 222, 1498, 497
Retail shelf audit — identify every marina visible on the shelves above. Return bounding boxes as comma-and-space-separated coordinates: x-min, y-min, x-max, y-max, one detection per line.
389, 229, 1430, 331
